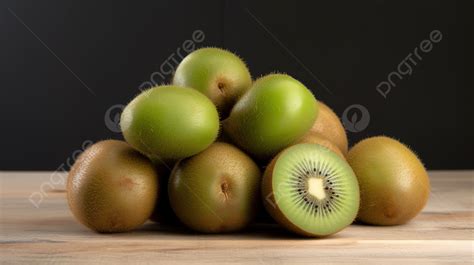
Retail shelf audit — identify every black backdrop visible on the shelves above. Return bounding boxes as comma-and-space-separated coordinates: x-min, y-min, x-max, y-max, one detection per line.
1, 0, 472, 170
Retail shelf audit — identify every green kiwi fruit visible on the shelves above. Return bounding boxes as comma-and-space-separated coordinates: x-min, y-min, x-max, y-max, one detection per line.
67, 140, 158, 233
306, 102, 348, 155
223, 74, 319, 159
173, 47, 252, 117
262, 143, 359, 237
347, 136, 430, 225
168, 142, 261, 233
295, 132, 345, 159
120, 85, 220, 160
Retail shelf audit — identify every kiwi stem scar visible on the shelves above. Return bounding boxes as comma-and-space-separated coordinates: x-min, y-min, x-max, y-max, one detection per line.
181, 181, 224, 222
307, 177, 326, 200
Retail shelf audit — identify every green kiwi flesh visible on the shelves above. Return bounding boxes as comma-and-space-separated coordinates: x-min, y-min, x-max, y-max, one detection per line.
262, 143, 359, 236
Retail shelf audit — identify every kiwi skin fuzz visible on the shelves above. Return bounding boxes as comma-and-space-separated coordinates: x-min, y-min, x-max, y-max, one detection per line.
67, 140, 159, 233
223, 73, 318, 160
173, 47, 252, 118
347, 136, 430, 226
295, 132, 345, 159
120, 85, 220, 161
168, 142, 261, 233
306, 102, 348, 155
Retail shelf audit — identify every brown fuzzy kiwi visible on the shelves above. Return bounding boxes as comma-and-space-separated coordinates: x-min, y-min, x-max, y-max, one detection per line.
168, 142, 261, 233
67, 140, 158, 232
347, 136, 430, 225
306, 102, 348, 155
295, 132, 345, 159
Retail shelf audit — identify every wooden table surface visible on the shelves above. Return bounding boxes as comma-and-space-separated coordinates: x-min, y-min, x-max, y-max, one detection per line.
0, 171, 473, 264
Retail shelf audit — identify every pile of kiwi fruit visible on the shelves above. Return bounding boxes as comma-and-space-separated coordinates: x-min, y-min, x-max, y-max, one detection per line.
67, 47, 430, 237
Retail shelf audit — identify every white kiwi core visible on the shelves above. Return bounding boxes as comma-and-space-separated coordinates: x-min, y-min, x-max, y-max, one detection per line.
307, 177, 326, 200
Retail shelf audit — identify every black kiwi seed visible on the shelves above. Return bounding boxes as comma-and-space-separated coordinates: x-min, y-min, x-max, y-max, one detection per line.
288, 157, 348, 219
262, 144, 361, 237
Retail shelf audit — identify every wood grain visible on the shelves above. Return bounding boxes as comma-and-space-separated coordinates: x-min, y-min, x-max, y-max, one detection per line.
0, 171, 473, 264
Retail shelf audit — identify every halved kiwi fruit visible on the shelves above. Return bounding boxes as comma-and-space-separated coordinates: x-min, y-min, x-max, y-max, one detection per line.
262, 144, 359, 237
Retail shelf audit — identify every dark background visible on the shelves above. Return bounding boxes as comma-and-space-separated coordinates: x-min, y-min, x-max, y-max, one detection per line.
1, 0, 472, 170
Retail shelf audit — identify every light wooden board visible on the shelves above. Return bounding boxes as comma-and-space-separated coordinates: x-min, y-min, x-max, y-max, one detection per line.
1, 171, 473, 264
